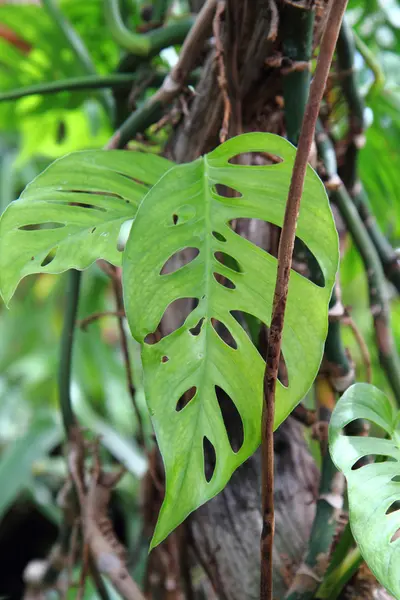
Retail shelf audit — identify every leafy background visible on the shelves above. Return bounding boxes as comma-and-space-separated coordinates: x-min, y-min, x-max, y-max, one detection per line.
1, 0, 400, 598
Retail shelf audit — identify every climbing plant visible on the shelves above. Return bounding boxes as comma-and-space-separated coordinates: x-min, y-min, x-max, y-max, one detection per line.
0, 132, 338, 546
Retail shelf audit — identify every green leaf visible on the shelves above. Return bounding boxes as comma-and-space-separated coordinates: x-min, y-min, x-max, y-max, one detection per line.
0, 412, 62, 520
0, 150, 172, 304
329, 382, 400, 599
123, 132, 339, 547
0, 1, 117, 119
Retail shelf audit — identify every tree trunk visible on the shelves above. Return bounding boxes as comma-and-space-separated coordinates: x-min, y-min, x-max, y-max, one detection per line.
188, 418, 317, 600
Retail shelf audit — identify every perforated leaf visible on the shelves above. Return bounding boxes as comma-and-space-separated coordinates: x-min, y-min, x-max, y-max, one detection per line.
0, 151, 172, 304
123, 132, 339, 547
329, 383, 400, 599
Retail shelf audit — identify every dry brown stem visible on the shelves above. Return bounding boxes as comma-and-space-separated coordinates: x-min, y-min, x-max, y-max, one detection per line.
78, 310, 126, 330
260, 1, 349, 599
342, 314, 372, 383
68, 430, 145, 600
213, 1, 231, 142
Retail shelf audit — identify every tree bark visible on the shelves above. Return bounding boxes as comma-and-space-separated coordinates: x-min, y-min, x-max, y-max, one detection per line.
188, 418, 317, 600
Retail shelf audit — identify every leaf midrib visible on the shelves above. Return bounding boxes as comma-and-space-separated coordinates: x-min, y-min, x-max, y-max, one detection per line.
172, 158, 216, 502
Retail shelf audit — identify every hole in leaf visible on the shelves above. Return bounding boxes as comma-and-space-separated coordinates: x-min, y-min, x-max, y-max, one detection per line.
214, 251, 242, 273
227, 151, 283, 165
116, 172, 148, 187
230, 313, 289, 386
91, 227, 96, 233
66, 189, 123, 201
390, 527, 400, 543
278, 351, 289, 388
215, 385, 244, 452
176, 386, 197, 412
47, 199, 107, 212
229, 219, 325, 287
203, 436, 216, 482
212, 231, 227, 242
144, 298, 199, 343
144, 332, 161, 345
168, 205, 196, 227
211, 319, 237, 349
213, 183, 243, 198
19, 222, 66, 231
230, 310, 261, 345
161, 355, 169, 363
189, 318, 205, 336
160, 248, 200, 275
386, 501, 400, 515
41, 247, 57, 267
213, 272, 236, 289
351, 455, 379, 470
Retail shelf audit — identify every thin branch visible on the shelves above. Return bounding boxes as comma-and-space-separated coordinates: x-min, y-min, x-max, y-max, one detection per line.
342, 314, 372, 384
213, 1, 231, 143
267, 0, 279, 42
335, 21, 400, 293
58, 272, 114, 599
110, 267, 147, 450
59, 270, 81, 434
69, 432, 145, 600
260, 3, 349, 599
353, 29, 385, 99
104, 0, 193, 56
42, 0, 113, 119
78, 310, 125, 331
353, 185, 400, 294
291, 403, 317, 427
0, 73, 164, 103
334, 185, 400, 400
324, 283, 355, 393
316, 125, 400, 404
336, 19, 364, 138
107, 0, 217, 149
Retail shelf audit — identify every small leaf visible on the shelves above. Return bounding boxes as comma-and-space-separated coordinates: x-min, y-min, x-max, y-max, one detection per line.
329, 383, 400, 599
0, 412, 62, 520
123, 132, 339, 547
0, 150, 172, 304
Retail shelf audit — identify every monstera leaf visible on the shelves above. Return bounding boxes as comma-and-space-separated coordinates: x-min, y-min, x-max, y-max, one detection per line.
330, 383, 400, 599
123, 132, 339, 547
0, 150, 172, 304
